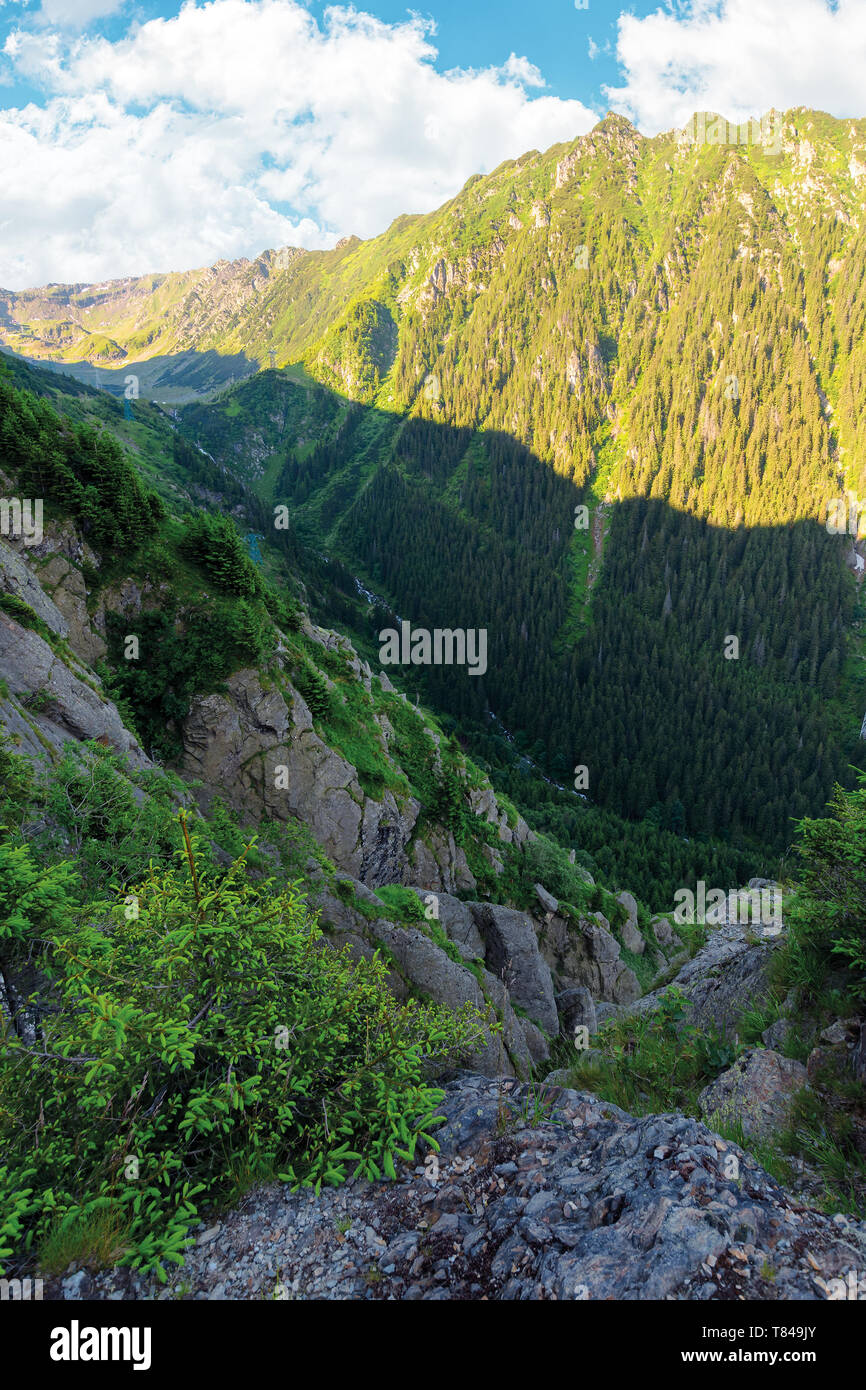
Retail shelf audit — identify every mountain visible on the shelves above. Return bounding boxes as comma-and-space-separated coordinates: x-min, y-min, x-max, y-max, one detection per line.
3, 108, 866, 894
3, 108, 866, 460
2, 104, 866, 1286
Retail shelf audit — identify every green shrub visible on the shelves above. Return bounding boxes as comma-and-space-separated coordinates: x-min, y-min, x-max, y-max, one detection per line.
564, 986, 738, 1117
0, 819, 485, 1278
103, 599, 274, 759
36, 743, 189, 894
518, 833, 596, 911
374, 884, 426, 923
783, 773, 866, 1003
264, 591, 303, 633
0, 731, 33, 826
178, 512, 261, 598
294, 658, 333, 720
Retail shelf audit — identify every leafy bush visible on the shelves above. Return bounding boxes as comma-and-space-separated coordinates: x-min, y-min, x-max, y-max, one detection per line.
783, 774, 866, 1003
518, 833, 596, 911
0, 836, 79, 958
0, 820, 485, 1277
0, 730, 33, 826
36, 743, 188, 894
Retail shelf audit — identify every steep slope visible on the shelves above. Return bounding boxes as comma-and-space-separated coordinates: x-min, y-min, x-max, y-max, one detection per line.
5, 109, 866, 883
3, 244, 865, 1296
40, 1072, 866, 1302
0, 365, 679, 1101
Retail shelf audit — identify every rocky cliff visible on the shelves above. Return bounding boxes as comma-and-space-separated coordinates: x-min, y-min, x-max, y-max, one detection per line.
0, 510, 663, 1083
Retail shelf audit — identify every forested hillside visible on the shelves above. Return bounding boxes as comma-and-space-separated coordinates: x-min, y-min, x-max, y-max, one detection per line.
3, 108, 866, 898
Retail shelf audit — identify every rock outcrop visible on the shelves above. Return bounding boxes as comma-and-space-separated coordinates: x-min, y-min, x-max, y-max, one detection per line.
629, 904, 779, 1038
307, 871, 545, 1078
50, 1073, 866, 1302
0, 608, 149, 768
183, 671, 423, 887
537, 908, 642, 1006
406, 888, 485, 960
469, 903, 559, 1035
180, 667, 489, 892
699, 1049, 809, 1142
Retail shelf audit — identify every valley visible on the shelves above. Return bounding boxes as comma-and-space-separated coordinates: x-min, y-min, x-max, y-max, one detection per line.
1, 105, 866, 1308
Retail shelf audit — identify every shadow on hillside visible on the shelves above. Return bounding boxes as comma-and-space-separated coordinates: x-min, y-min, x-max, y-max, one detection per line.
164, 372, 866, 858
0, 343, 258, 403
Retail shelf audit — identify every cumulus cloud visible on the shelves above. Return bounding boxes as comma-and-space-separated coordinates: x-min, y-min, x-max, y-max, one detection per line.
605, 0, 866, 132
0, 0, 598, 287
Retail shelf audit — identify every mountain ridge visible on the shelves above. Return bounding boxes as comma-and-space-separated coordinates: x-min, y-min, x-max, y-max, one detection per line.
4, 107, 866, 411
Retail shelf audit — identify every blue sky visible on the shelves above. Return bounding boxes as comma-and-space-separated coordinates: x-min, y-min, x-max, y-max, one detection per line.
0, 0, 657, 110
350, 0, 659, 103
1, 0, 865, 287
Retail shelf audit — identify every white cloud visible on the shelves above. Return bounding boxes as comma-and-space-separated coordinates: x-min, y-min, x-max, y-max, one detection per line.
37, 0, 126, 28
0, 0, 598, 287
587, 36, 612, 62
605, 0, 866, 132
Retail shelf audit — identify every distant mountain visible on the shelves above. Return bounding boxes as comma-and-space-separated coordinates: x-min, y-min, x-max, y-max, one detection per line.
0, 108, 864, 491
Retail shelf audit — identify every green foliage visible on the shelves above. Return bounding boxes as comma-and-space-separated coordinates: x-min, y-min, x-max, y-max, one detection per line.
316, 299, 397, 403
0, 377, 164, 557
178, 512, 262, 598
0, 820, 486, 1277
103, 600, 274, 759
36, 743, 190, 894
782, 774, 866, 1003
293, 657, 333, 721
373, 884, 426, 923
263, 589, 303, 634
385, 694, 439, 800
0, 594, 56, 644
0, 835, 79, 952
0, 730, 33, 827
565, 986, 739, 1117
206, 797, 265, 871
782, 1088, 866, 1216
380, 692, 470, 836
518, 834, 595, 911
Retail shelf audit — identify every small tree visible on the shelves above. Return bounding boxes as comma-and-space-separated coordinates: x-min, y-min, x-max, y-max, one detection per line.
0, 817, 485, 1277
785, 772, 866, 1003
